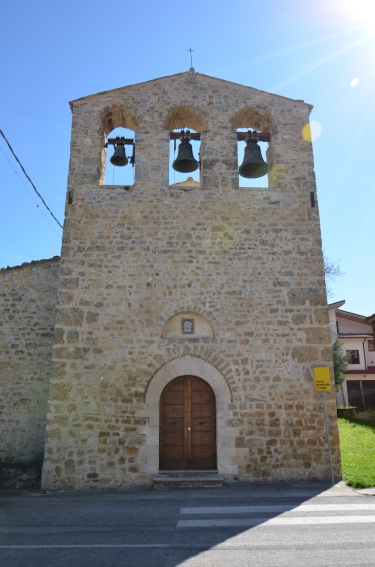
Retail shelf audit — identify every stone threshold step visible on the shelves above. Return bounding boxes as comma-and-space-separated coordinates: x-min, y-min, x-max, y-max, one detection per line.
152, 474, 224, 489
157, 469, 219, 476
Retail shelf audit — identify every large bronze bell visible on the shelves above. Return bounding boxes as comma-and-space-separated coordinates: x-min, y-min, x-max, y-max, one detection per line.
110, 143, 128, 167
239, 139, 268, 178
172, 138, 199, 173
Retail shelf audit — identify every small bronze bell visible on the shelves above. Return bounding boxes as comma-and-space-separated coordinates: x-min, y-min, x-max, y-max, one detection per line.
172, 131, 199, 173
239, 137, 268, 179
110, 143, 128, 167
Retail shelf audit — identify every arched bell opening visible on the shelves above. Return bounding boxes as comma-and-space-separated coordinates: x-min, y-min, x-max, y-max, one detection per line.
232, 107, 274, 189
100, 106, 138, 187
169, 128, 201, 187
103, 126, 135, 186
237, 127, 269, 188
166, 106, 207, 188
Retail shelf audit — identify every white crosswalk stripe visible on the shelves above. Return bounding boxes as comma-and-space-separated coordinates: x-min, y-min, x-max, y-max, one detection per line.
181, 503, 375, 514
177, 503, 375, 528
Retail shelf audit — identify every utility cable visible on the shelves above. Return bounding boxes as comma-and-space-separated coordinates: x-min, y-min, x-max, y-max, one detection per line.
0, 144, 60, 235
0, 129, 63, 229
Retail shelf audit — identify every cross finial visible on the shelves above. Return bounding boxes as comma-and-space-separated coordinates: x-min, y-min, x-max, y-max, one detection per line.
188, 48, 196, 78
188, 48, 194, 68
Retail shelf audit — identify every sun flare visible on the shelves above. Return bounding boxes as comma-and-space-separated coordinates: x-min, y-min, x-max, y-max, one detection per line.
342, 0, 375, 30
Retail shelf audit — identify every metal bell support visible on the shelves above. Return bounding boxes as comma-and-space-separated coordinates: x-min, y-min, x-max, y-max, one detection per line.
110, 141, 128, 167
172, 131, 199, 173
239, 134, 268, 179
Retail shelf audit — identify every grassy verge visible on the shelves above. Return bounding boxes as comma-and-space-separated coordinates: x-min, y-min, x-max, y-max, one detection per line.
337, 418, 375, 488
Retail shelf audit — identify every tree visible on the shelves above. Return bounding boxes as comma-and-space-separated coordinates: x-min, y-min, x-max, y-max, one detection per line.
332, 338, 348, 392
324, 254, 344, 299
323, 254, 347, 391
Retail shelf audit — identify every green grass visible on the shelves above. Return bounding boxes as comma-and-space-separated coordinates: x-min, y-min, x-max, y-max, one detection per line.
337, 418, 375, 488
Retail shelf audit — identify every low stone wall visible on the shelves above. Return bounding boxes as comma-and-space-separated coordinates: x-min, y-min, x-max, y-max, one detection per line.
0, 257, 60, 474
337, 408, 375, 422
0, 462, 42, 489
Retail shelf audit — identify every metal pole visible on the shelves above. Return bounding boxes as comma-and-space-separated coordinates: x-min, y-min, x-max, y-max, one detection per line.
323, 391, 335, 485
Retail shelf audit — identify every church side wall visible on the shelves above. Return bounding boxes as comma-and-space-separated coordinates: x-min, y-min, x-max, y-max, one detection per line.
0, 258, 59, 486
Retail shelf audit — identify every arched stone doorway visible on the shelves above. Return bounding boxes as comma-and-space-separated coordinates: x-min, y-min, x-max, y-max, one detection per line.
140, 355, 237, 477
159, 375, 216, 470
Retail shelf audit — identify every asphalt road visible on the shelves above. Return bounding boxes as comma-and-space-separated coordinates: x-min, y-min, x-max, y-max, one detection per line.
1, 481, 375, 566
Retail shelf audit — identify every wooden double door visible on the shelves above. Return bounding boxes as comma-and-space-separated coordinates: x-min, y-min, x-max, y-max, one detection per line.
159, 376, 216, 470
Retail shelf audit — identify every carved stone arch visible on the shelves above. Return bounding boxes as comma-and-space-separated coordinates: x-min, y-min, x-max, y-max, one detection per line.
101, 106, 139, 135
145, 355, 232, 403
231, 106, 275, 132
165, 106, 208, 132
137, 355, 238, 477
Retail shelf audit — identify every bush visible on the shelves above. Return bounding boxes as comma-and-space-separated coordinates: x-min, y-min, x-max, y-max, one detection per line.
333, 339, 348, 392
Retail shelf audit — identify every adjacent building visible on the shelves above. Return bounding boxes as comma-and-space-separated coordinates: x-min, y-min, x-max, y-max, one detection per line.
329, 301, 375, 407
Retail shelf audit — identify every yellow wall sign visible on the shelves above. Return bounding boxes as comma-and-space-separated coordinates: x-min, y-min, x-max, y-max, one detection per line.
313, 367, 332, 392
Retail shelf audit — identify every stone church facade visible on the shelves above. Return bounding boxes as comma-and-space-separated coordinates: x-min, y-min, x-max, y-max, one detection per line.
0, 72, 341, 490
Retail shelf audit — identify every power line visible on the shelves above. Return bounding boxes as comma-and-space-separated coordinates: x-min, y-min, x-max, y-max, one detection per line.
0, 144, 61, 236
0, 129, 63, 229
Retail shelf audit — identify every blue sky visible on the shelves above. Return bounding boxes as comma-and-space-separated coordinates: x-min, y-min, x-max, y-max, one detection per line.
1, 0, 374, 316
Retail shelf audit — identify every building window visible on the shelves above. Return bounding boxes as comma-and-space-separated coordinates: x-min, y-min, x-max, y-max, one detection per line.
346, 349, 360, 364
368, 340, 375, 352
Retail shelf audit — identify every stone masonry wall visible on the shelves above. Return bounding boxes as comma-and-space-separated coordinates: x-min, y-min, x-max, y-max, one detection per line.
0, 258, 59, 485
41, 72, 341, 490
